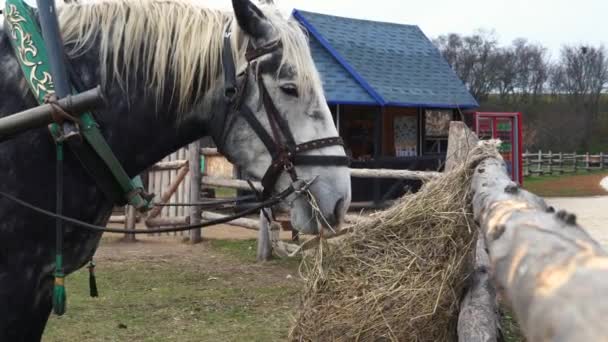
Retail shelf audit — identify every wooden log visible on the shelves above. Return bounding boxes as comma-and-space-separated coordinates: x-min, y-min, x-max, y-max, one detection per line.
189, 141, 203, 243
257, 209, 274, 262
349, 168, 441, 180
145, 163, 189, 221
145, 216, 191, 227
448, 122, 498, 342
471, 154, 608, 341
202, 176, 263, 192
458, 237, 497, 342
109, 215, 126, 224
445, 121, 480, 172
124, 205, 137, 242
201, 212, 259, 230
201, 147, 221, 156
150, 160, 188, 171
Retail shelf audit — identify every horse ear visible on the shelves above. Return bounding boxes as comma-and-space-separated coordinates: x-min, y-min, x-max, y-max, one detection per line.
232, 0, 274, 40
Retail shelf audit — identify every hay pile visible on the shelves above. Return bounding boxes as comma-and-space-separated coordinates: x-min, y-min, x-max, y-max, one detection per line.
290, 142, 500, 342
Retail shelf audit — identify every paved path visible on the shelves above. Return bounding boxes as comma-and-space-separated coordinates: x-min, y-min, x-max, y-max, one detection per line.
545, 196, 608, 246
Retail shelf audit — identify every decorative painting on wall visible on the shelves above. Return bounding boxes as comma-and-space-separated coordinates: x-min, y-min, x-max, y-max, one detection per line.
393, 115, 418, 157
425, 110, 452, 137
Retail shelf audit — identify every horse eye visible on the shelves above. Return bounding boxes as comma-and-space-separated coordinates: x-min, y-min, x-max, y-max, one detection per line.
280, 84, 299, 97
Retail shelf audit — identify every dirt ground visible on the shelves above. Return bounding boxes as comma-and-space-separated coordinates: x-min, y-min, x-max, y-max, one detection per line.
524, 171, 608, 197
546, 196, 608, 246
44, 234, 303, 342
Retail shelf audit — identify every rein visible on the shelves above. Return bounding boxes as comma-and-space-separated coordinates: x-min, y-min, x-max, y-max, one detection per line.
0, 179, 314, 234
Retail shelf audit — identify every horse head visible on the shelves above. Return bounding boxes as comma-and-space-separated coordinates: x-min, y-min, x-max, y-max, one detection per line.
213, 0, 352, 235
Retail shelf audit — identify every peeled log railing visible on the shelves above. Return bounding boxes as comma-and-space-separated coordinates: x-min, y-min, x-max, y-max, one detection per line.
453, 121, 608, 341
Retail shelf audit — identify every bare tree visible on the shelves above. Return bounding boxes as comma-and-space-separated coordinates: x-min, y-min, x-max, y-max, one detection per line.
550, 44, 608, 143
434, 30, 500, 101
511, 39, 550, 100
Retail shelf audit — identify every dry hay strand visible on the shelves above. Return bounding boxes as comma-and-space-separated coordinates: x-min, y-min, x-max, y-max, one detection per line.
290, 141, 501, 342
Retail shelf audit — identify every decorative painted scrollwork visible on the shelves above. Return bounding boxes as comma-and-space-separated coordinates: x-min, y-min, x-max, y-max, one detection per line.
5, 3, 55, 99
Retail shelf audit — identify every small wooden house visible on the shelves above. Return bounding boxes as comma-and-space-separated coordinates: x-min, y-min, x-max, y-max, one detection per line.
292, 10, 479, 204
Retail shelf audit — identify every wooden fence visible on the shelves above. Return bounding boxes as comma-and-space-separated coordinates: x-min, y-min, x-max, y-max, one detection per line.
523, 150, 607, 176
451, 123, 608, 341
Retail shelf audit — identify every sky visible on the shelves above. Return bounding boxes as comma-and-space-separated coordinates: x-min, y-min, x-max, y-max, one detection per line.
2, 0, 606, 59
201, 0, 608, 60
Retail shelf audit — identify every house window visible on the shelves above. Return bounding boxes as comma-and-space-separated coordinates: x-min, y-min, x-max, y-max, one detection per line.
341, 110, 376, 161
424, 109, 452, 154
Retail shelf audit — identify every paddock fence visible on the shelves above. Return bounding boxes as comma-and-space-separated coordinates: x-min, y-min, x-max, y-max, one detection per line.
523, 150, 608, 176
110, 144, 441, 241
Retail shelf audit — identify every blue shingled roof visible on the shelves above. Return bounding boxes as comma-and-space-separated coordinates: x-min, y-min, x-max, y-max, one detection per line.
308, 32, 376, 104
292, 10, 479, 109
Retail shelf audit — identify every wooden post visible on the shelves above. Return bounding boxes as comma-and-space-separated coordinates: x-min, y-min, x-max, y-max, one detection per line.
448, 122, 498, 342
472, 154, 608, 341
145, 163, 189, 221
537, 150, 543, 175
257, 208, 273, 262
601, 152, 605, 170
558, 152, 563, 174
573, 152, 578, 173
189, 141, 202, 243
124, 205, 137, 242
586, 152, 590, 171
547, 150, 553, 174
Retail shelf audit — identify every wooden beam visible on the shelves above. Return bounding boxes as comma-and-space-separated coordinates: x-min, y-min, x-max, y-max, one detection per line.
200, 148, 221, 156
145, 216, 190, 227
450, 122, 498, 342
150, 160, 188, 171
145, 163, 189, 221
257, 209, 274, 262
202, 176, 263, 192
189, 141, 203, 243
350, 168, 441, 181
124, 205, 137, 242
471, 152, 608, 341
445, 121, 479, 172
201, 212, 259, 230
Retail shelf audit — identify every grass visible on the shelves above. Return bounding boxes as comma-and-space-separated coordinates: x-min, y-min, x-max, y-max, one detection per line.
43, 239, 301, 342
523, 169, 608, 197
499, 306, 525, 342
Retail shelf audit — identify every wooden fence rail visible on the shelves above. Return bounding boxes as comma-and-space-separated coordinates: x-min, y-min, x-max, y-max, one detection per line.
523, 150, 607, 176
451, 123, 608, 341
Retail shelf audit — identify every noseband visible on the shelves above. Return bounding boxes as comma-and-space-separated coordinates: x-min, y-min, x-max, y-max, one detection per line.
217, 33, 350, 199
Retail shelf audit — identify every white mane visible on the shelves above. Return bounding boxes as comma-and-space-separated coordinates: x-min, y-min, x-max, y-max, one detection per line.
57, 0, 323, 112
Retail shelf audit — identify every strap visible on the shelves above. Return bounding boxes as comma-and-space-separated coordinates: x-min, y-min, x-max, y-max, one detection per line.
293, 155, 351, 166
245, 40, 282, 62
238, 106, 279, 158
258, 76, 297, 147
4, 0, 153, 211
295, 137, 345, 153
0, 178, 314, 234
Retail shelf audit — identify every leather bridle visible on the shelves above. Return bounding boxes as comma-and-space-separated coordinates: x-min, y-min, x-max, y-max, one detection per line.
216, 32, 351, 199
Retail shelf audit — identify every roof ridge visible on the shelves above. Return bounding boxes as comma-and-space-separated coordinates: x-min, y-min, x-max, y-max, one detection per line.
294, 9, 419, 28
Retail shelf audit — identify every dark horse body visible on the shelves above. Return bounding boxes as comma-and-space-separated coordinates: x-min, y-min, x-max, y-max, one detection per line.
0, 26, 213, 340
0, 0, 351, 339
